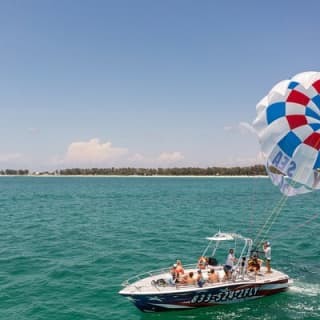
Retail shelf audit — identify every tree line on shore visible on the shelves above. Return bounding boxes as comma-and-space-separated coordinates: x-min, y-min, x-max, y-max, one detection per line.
0, 165, 267, 176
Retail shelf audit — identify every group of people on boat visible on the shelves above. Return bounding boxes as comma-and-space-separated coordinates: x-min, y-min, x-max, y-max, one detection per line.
223, 241, 272, 278
168, 259, 220, 287
167, 241, 272, 287
193, 251, 237, 282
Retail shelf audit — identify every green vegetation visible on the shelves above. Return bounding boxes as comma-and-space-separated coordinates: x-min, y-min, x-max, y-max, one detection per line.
0, 165, 266, 176
0, 169, 29, 175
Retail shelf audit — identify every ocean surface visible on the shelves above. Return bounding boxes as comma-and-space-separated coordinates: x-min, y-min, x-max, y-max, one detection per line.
0, 176, 319, 320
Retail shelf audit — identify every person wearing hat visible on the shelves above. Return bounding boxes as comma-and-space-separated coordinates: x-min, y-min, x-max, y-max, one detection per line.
263, 241, 272, 273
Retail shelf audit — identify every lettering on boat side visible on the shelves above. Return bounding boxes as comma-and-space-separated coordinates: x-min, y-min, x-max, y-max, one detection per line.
190, 287, 259, 304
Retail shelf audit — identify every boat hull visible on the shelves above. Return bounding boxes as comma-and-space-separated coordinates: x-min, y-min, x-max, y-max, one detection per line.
120, 278, 289, 312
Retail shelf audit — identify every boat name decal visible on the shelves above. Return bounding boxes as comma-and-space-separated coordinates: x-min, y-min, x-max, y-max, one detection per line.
190, 287, 259, 304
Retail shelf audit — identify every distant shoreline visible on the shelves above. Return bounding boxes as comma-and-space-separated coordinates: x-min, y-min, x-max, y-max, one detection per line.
0, 165, 267, 177
0, 174, 268, 178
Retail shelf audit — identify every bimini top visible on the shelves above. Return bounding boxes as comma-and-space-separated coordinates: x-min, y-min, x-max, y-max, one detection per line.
206, 232, 248, 241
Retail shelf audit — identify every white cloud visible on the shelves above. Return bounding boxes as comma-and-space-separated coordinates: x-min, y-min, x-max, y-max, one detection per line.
51, 138, 187, 169
158, 152, 184, 163
214, 152, 265, 167
63, 138, 128, 165
127, 151, 186, 167
223, 122, 256, 135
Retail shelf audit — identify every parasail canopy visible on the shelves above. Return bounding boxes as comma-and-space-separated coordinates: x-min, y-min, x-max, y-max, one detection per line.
253, 71, 320, 196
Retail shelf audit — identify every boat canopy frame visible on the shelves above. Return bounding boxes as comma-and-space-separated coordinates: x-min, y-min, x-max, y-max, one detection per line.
201, 232, 253, 279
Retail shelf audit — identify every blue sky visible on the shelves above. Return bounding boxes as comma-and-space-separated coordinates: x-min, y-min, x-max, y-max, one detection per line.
0, 0, 319, 170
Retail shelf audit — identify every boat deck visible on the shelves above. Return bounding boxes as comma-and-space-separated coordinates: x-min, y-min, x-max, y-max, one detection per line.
120, 266, 289, 295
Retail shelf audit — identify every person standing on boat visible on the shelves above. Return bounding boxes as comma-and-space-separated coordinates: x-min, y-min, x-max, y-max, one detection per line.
263, 241, 272, 273
223, 248, 237, 280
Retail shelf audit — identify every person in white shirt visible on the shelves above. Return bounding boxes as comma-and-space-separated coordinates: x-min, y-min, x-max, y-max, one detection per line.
223, 248, 237, 280
263, 241, 272, 273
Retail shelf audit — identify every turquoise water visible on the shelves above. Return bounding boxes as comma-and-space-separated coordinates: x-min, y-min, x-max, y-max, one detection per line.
0, 177, 319, 319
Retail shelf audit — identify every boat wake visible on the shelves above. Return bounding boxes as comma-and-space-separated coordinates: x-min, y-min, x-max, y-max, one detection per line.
289, 281, 320, 297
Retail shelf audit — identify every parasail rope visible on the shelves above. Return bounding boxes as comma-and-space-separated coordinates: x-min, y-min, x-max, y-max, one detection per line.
253, 189, 289, 247
270, 212, 320, 241
253, 156, 309, 247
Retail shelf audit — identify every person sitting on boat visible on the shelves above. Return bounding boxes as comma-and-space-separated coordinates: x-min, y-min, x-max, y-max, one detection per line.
248, 255, 261, 273
263, 241, 272, 273
185, 271, 196, 285
196, 270, 205, 287
167, 264, 178, 285
197, 256, 208, 270
207, 269, 219, 283
223, 248, 237, 281
175, 260, 185, 278
176, 273, 188, 286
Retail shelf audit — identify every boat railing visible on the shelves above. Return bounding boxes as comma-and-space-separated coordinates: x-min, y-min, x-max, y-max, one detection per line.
121, 263, 197, 287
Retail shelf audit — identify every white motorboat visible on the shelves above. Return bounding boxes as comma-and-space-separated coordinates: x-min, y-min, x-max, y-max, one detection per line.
119, 232, 291, 312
